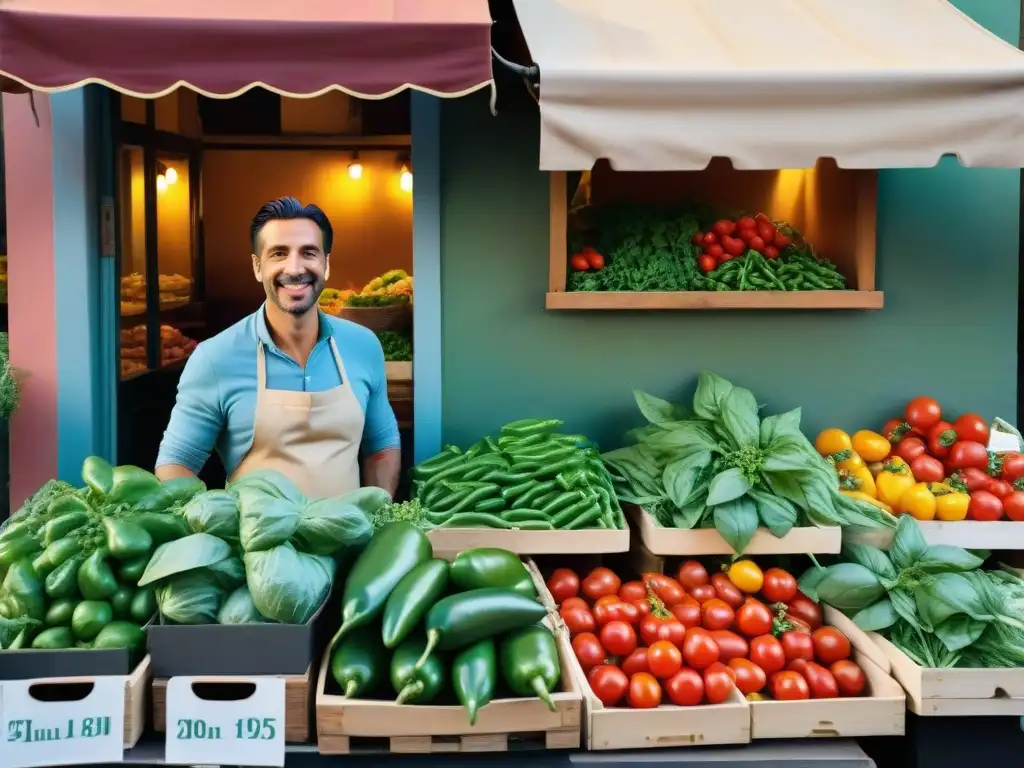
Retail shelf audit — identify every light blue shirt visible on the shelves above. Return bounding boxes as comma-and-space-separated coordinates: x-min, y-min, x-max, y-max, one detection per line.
155, 305, 400, 476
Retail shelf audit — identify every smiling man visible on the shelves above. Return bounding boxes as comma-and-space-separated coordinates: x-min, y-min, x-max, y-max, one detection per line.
155, 197, 401, 497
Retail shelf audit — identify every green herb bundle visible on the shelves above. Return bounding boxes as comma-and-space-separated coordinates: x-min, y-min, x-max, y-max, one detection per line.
601, 371, 895, 554
376, 330, 412, 362
800, 516, 1024, 668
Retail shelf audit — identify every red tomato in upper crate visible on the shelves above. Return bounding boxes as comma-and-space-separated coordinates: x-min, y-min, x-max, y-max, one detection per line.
709, 630, 748, 662
631, 599, 652, 620
663, 667, 704, 706
593, 597, 639, 628
952, 413, 989, 445
905, 397, 942, 432
749, 635, 787, 675
582, 567, 621, 601
987, 478, 1013, 499
698, 254, 718, 273
562, 607, 596, 636
572, 632, 607, 671
702, 232, 719, 247
600, 621, 638, 657
701, 599, 736, 631
640, 613, 686, 648
583, 248, 605, 270
735, 599, 773, 637
560, 597, 588, 615
712, 219, 737, 237
722, 236, 747, 258
754, 212, 772, 224
1002, 491, 1024, 522
689, 584, 718, 603
1001, 452, 1024, 482
882, 418, 913, 444
707, 244, 725, 260
785, 596, 823, 630
811, 627, 851, 664
955, 467, 992, 493
627, 672, 662, 709
829, 660, 867, 697
895, 437, 927, 463
546, 568, 579, 605
748, 235, 766, 252
787, 658, 811, 676
682, 627, 720, 670
756, 221, 777, 243
968, 490, 1004, 521
763, 245, 780, 259
703, 662, 736, 704
737, 216, 756, 230
621, 647, 650, 677
779, 630, 815, 662
803, 662, 840, 699
647, 640, 683, 679
670, 598, 702, 629
728, 658, 767, 695
569, 253, 590, 271
691, 231, 706, 245
619, 581, 647, 603
946, 441, 989, 471
770, 670, 811, 700
643, 573, 687, 607
773, 230, 792, 249
587, 665, 629, 706
910, 455, 945, 484
677, 560, 709, 589
710, 573, 745, 609
927, 421, 957, 460
761, 568, 798, 604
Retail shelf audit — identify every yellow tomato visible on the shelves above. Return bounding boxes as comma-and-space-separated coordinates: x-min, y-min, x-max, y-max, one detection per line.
929, 483, 969, 522
876, 460, 915, 508
841, 490, 893, 515
852, 430, 891, 463
898, 482, 937, 521
726, 560, 764, 594
815, 429, 853, 457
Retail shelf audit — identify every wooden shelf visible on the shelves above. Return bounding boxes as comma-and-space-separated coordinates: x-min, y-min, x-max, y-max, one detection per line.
546, 290, 884, 311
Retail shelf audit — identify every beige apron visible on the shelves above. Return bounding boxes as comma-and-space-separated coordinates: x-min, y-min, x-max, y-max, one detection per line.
230, 338, 364, 498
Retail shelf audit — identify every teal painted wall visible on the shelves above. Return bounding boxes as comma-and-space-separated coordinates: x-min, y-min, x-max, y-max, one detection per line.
439, 0, 1020, 451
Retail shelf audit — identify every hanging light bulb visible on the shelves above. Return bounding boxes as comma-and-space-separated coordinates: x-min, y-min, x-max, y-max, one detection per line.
156, 174, 168, 193
399, 165, 413, 192
164, 166, 178, 185
348, 151, 363, 180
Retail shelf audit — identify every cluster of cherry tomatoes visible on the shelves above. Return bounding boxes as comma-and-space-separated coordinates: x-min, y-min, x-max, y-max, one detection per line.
692, 214, 794, 274
548, 560, 867, 709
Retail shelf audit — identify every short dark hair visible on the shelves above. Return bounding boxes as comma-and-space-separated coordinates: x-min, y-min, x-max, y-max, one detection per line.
250, 197, 333, 255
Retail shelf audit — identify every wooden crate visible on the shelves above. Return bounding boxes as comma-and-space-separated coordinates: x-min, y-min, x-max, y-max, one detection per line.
628, 506, 841, 565
428, 526, 629, 556
315, 621, 581, 754
749, 608, 904, 739
868, 631, 1024, 716
846, 521, 1024, 551
152, 664, 314, 742
546, 160, 882, 311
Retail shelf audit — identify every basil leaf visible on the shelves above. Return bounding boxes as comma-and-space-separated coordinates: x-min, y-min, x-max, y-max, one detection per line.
671, 502, 705, 531
797, 565, 830, 601
917, 544, 986, 574
759, 408, 804, 450
720, 386, 760, 448
799, 479, 844, 526
815, 563, 884, 612
713, 496, 758, 554
852, 598, 897, 632
748, 488, 797, 538
633, 390, 689, 426
841, 542, 897, 580
933, 615, 986, 653
706, 468, 751, 506
138, 533, 232, 587
890, 515, 928, 569
644, 421, 721, 457
693, 371, 734, 422
890, 588, 925, 631
663, 452, 712, 509
916, 572, 991, 626
763, 442, 811, 474
763, 471, 808, 508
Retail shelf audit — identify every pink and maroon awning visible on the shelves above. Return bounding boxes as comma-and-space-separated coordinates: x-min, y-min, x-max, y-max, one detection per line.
0, 0, 493, 98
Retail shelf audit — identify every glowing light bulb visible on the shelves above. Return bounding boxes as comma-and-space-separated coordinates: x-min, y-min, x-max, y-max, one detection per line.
164, 166, 178, 185
348, 162, 363, 180
399, 167, 413, 192
156, 174, 168, 193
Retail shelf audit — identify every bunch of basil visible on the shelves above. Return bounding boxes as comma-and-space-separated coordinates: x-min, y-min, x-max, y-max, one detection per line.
801, 515, 1024, 668
601, 371, 894, 554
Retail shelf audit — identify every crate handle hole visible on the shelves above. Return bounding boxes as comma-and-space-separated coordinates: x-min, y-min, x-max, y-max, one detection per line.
190, 682, 257, 701
28, 682, 94, 702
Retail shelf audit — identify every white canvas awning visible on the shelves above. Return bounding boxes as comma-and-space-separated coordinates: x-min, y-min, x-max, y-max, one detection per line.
512, 0, 1024, 170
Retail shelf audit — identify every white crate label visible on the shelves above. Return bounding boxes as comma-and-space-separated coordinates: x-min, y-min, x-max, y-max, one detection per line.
163, 677, 285, 767
0, 676, 127, 768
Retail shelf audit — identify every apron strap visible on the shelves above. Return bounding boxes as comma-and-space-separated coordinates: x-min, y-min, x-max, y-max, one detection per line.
328, 337, 350, 384
256, 341, 268, 391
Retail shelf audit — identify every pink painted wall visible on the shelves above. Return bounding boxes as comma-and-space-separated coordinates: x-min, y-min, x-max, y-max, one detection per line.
3, 93, 58, 508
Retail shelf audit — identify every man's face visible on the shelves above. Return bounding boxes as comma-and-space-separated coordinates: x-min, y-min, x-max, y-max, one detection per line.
252, 218, 330, 316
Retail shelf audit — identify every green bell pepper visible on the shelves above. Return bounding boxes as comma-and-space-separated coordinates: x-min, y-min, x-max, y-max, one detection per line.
134, 477, 207, 513
82, 456, 114, 498
45, 598, 78, 627
71, 600, 113, 641
32, 626, 74, 649
0, 535, 42, 569
129, 586, 156, 624
77, 548, 119, 600
452, 638, 497, 725
449, 548, 537, 597
45, 555, 83, 598
391, 634, 446, 705
3, 558, 46, 620
92, 621, 145, 650
32, 536, 82, 574
108, 465, 162, 505
381, 558, 449, 649
330, 625, 386, 698
42, 511, 91, 546
117, 555, 150, 585
499, 624, 560, 712
110, 586, 135, 620
130, 512, 190, 545
103, 518, 153, 559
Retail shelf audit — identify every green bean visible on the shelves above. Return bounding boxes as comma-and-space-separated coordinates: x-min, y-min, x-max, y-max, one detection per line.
501, 480, 536, 502
497, 433, 548, 451
501, 508, 550, 523
437, 512, 514, 529
512, 479, 557, 509
510, 520, 555, 531
443, 484, 501, 516
475, 498, 506, 514
539, 490, 584, 517
565, 505, 604, 530
551, 494, 599, 528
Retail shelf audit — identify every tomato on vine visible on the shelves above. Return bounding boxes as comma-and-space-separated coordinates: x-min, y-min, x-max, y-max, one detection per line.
952, 413, 989, 445
905, 396, 942, 432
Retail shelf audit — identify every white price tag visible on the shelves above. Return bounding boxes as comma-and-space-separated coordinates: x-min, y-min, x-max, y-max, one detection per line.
0, 676, 127, 768
164, 677, 285, 768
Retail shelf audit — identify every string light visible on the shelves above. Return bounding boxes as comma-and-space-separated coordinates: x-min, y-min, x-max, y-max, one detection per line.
164, 166, 178, 185
156, 174, 168, 193
399, 165, 413, 192
348, 151, 363, 180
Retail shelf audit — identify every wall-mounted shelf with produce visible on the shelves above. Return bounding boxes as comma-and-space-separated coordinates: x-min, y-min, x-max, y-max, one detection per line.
546, 160, 882, 311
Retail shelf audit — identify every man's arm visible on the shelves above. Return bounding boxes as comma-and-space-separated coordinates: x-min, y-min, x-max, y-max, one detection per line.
364, 448, 401, 496
360, 337, 401, 496
155, 347, 223, 481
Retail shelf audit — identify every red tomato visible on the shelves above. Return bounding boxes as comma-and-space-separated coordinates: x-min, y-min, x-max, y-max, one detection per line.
620, 647, 650, 677
728, 658, 767, 695
572, 632, 607, 671
988, 478, 1013, 499
663, 667, 704, 706
737, 216, 756, 231
770, 670, 811, 700
619, 581, 647, 602
587, 665, 629, 706
830, 660, 866, 697
756, 221, 776, 242
926, 421, 957, 460
677, 561, 709, 589
803, 662, 840, 698
631, 598, 652, 620
615, 600, 641, 627
546, 568, 579, 605
779, 630, 814, 662
701, 232, 719, 247
582, 567, 621, 601
698, 254, 717, 273
811, 627, 851, 664
787, 658, 811, 676
627, 672, 662, 708
583, 248, 605, 270
569, 253, 590, 271
562, 608, 596, 636
648, 640, 683, 679
968, 490, 1004, 521
721, 236, 746, 258
895, 437, 927, 463
763, 245, 780, 259
703, 662, 736, 704
773, 231, 792, 249
682, 627, 720, 670
748, 235, 766, 252
954, 467, 992, 493
640, 614, 686, 648
593, 596, 631, 627
709, 630, 748, 662
735, 599, 773, 637
643, 573, 686, 607
761, 568, 798, 604
1003, 491, 1024, 522
710, 573, 745, 609
754, 212, 771, 224
952, 413, 989, 445
947, 441, 990, 471
701, 599, 736, 631
910, 454, 946, 484
670, 598, 702, 629
600, 621, 638, 657
738, 227, 757, 244
712, 219, 737, 237
560, 597, 589, 615
785, 596, 823, 630
882, 418, 913, 444
689, 584, 718, 603
905, 397, 942, 432
1001, 452, 1024, 482
691, 231, 706, 246
749, 635, 786, 675
707, 243, 725, 260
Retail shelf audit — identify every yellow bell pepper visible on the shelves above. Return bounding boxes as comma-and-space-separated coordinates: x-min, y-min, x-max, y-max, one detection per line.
815, 429, 852, 457
851, 464, 877, 497
852, 430, 891, 463
928, 482, 970, 522
876, 459, 916, 508
898, 482, 937, 521
835, 451, 866, 473
841, 490, 894, 515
